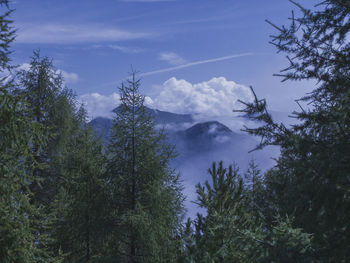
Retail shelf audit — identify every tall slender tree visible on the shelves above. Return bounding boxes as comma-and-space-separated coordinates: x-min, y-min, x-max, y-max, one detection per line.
106, 73, 184, 263
52, 107, 109, 262
0, 1, 61, 261
17, 51, 77, 207
236, 0, 350, 261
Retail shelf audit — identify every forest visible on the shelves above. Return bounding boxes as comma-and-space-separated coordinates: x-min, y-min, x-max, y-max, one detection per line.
1, 0, 350, 262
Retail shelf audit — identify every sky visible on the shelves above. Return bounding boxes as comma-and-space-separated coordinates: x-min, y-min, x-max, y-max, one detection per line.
11, 0, 317, 120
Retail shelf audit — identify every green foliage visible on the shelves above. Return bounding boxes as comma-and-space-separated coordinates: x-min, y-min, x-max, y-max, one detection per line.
0, 2, 61, 262
17, 50, 77, 203
0, 85, 41, 262
181, 162, 313, 263
0, 0, 15, 71
13, 51, 79, 261
53, 107, 109, 262
236, 0, 350, 261
106, 73, 185, 262
4, 0, 348, 261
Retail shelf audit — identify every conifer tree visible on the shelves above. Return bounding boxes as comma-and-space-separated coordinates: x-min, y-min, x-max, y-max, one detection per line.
184, 162, 313, 262
17, 51, 77, 207
0, 1, 61, 261
13, 51, 79, 261
236, 1, 350, 261
53, 107, 109, 262
107, 73, 184, 263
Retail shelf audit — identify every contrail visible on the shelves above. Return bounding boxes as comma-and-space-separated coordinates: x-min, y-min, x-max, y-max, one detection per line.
139, 52, 253, 77
96, 52, 253, 89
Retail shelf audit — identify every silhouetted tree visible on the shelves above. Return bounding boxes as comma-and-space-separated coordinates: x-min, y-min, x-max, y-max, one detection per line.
236, 1, 350, 261
106, 73, 185, 262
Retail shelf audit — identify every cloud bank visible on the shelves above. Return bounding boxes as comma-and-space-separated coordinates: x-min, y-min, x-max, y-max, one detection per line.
79, 77, 253, 125
153, 77, 253, 118
60, 71, 79, 84
79, 93, 154, 119
79, 93, 121, 119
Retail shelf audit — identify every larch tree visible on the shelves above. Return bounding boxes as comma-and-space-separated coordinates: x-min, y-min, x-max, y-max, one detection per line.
106, 72, 184, 263
236, 0, 350, 261
0, 1, 61, 262
183, 162, 313, 263
52, 107, 109, 262
16, 51, 77, 208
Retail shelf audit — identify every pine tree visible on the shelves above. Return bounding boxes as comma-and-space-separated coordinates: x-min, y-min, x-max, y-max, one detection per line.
236, 0, 350, 261
0, 1, 61, 261
16, 51, 77, 207
106, 73, 184, 263
52, 107, 109, 262
185, 162, 313, 263
13, 51, 80, 261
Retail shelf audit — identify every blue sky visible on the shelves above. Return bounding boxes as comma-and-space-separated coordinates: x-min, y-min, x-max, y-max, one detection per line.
11, 0, 317, 119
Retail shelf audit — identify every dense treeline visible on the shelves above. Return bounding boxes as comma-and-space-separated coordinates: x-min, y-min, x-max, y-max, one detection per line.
0, 0, 349, 262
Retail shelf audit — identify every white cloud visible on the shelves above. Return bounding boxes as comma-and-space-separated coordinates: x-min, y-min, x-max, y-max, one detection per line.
89, 44, 143, 53
155, 122, 193, 132
18, 63, 79, 84
16, 24, 150, 44
159, 52, 186, 65
107, 45, 143, 53
78, 92, 154, 120
79, 93, 121, 119
60, 70, 79, 84
153, 77, 253, 118
208, 123, 219, 134
78, 77, 254, 132
215, 135, 231, 143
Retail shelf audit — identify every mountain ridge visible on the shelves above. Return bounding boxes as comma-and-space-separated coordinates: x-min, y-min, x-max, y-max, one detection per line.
89, 107, 238, 146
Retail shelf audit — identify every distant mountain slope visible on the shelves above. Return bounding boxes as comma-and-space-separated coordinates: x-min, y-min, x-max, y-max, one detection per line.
89, 117, 113, 142
89, 109, 252, 154
89, 108, 279, 218
113, 106, 193, 124
184, 121, 232, 138
90, 106, 193, 142
151, 108, 193, 125
175, 121, 248, 152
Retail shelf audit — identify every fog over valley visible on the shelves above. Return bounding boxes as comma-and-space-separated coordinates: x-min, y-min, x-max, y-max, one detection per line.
90, 105, 280, 217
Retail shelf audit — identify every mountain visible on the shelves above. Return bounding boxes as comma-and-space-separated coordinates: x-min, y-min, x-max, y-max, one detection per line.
184, 121, 232, 139
150, 108, 193, 125
90, 106, 194, 142
89, 117, 113, 142
89, 108, 265, 159
113, 106, 193, 124
89, 108, 279, 218
174, 121, 247, 152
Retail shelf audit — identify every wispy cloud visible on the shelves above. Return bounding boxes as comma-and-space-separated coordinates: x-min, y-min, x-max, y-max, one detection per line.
95, 53, 253, 89
16, 24, 150, 44
141, 53, 253, 77
159, 52, 186, 65
107, 45, 143, 53
89, 44, 143, 54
